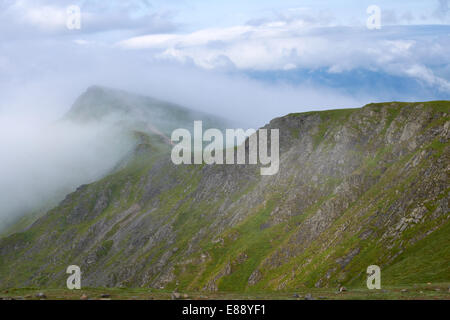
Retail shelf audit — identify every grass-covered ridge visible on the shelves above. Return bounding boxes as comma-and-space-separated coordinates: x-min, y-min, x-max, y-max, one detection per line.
0, 99, 448, 298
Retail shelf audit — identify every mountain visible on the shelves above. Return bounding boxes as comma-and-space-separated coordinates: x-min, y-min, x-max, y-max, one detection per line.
0, 86, 231, 237
65, 86, 232, 135
0, 91, 448, 292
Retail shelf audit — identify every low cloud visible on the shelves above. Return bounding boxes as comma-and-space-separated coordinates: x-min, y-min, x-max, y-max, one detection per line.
0, 115, 134, 230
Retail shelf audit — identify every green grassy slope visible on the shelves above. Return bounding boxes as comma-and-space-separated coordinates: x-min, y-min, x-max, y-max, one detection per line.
0, 100, 448, 294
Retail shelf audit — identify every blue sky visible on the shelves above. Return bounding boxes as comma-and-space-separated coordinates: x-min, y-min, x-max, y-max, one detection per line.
0, 0, 449, 126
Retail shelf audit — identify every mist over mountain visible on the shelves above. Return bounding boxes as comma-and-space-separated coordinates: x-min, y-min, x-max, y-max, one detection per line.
0, 86, 231, 234
0, 110, 132, 233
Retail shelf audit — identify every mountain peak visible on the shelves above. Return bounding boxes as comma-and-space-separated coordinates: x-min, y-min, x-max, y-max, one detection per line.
64, 86, 232, 136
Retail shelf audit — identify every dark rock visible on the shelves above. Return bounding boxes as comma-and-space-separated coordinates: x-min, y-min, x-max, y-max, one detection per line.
248, 269, 262, 286
336, 248, 360, 269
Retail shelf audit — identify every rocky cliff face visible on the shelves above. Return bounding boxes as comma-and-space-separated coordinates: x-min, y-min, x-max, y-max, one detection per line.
0, 95, 448, 291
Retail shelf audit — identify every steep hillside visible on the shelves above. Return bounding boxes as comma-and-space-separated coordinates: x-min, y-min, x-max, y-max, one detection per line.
0, 99, 448, 292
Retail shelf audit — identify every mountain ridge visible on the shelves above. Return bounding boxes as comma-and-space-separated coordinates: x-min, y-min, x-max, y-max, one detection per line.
0, 95, 448, 291
64, 85, 234, 133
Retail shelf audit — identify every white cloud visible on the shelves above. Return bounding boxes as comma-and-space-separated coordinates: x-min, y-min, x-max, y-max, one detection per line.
0, 0, 177, 39
403, 64, 450, 91
0, 1, 66, 33
117, 22, 450, 93
23, 4, 66, 30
